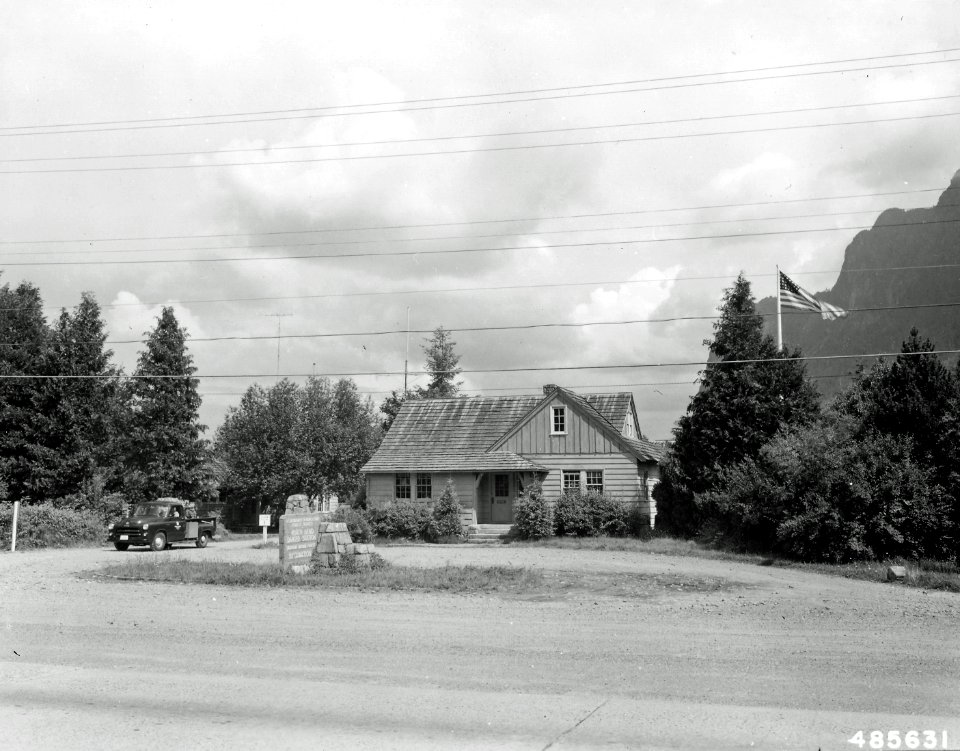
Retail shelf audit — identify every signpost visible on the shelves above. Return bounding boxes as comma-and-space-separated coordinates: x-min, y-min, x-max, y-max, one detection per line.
11, 500, 19, 552
258, 513, 271, 545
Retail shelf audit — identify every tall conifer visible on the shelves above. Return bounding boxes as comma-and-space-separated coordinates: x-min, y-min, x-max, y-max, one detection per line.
656, 274, 819, 535
125, 307, 208, 501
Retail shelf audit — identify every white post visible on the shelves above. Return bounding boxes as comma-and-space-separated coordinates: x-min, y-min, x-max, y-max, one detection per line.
11, 500, 19, 552
262, 523, 267, 546
776, 265, 783, 351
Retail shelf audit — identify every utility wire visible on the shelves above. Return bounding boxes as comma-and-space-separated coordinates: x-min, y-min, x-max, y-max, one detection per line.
0, 185, 943, 245
0, 300, 950, 348
6, 92, 960, 165
2, 348, 957, 379
5, 109, 960, 174
6, 262, 960, 314
3, 54, 960, 138
0, 208, 893, 258
1, 300, 958, 348
2, 216, 958, 266
5, 46, 956, 132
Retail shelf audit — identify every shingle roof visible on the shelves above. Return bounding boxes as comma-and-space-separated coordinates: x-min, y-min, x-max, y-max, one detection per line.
360, 395, 541, 473
583, 393, 633, 429
361, 389, 661, 474
623, 436, 665, 463
362, 450, 546, 473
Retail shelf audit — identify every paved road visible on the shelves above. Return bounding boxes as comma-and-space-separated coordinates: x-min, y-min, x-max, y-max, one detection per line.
1, 541, 958, 750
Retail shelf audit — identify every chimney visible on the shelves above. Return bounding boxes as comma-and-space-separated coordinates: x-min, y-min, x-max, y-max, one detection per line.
542, 384, 558, 395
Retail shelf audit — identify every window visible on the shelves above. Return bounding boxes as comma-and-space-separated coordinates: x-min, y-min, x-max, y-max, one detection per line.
494, 474, 509, 496
639, 470, 649, 500
395, 472, 411, 499
585, 470, 603, 493
552, 406, 566, 434
416, 473, 432, 499
562, 470, 581, 492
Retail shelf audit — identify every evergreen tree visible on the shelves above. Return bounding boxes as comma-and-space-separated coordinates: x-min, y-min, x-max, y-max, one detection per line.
124, 307, 208, 501
0, 282, 50, 501
418, 326, 462, 398
379, 326, 462, 430
34, 292, 124, 501
656, 274, 819, 535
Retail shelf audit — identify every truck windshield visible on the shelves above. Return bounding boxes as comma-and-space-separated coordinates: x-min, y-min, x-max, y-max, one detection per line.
133, 503, 171, 518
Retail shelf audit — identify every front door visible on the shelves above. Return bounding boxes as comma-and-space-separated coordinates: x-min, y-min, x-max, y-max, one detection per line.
492, 473, 512, 523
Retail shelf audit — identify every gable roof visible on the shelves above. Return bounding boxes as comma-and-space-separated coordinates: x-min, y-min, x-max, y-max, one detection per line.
583, 392, 633, 429
491, 386, 663, 463
360, 395, 545, 473
361, 388, 663, 474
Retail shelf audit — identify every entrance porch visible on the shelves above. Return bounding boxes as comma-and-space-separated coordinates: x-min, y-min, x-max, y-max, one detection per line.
474, 471, 539, 525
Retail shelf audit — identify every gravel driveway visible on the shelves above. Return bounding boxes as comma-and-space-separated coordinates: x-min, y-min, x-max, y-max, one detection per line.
1, 539, 958, 750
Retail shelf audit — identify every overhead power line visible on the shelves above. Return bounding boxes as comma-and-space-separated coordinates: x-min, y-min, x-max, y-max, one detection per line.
0, 185, 943, 246
7, 262, 960, 314
0, 300, 948, 348
0, 207, 897, 259
5, 109, 960, 174
2, 216, 958, 267
2, 348, 958, 380
6, 92, 959, 166
3, 51, 959, 137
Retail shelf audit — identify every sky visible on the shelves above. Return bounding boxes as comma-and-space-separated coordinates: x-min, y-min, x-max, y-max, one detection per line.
1, 1, 959, 440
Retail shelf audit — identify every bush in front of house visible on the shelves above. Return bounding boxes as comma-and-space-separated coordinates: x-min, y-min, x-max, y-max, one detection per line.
424, 481, 465, 542
514, 480, 552, 539
332, 505, 373, 543
368, 500, 432, 540
0, 502, 106, 549
552, 489, 630, 537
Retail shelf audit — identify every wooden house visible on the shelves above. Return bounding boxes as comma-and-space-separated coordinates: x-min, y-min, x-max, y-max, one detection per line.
361, 384, 664, 528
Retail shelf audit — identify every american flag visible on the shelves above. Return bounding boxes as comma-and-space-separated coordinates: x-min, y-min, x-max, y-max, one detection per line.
779, 271, 848, 321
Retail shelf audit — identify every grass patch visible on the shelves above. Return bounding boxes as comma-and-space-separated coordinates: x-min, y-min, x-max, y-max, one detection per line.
93, 556, 739, 599
250, 540, 279, 549
96, 557, 544, 594
508, 535, 960, 592
781, 558, 960, 592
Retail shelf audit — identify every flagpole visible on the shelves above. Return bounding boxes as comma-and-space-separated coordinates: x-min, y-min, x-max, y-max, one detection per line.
776, 265, 783, 351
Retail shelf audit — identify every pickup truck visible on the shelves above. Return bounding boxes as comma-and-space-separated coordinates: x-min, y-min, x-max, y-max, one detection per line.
107, 498, 217, 552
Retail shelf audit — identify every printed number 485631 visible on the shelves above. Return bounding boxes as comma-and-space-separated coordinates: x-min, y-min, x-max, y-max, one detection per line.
848, 730, 949, 749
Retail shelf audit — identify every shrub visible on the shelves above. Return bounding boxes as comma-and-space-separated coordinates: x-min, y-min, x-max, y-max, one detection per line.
625, 504, 652, 537
425, 481, 465, 542
697, 415, 958, 562
514, 480, 552, 539
553, 489, 629, 537
368, 500, 431, 540
0, 502, 105, 549
332, 505, 373, 543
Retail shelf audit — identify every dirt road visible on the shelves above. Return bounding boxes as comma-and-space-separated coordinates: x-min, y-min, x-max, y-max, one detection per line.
1, 540, 958, 750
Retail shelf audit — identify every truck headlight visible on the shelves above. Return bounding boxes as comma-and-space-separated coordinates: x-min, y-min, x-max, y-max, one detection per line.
142, 523, 150, 530
108, 523, 114, 530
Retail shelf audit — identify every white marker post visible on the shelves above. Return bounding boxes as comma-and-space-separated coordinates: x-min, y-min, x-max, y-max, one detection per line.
258, 513, 271, 545
11, 500, 20, 552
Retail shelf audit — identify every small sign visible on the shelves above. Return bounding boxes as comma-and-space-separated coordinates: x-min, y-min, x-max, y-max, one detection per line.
258, 514, 271, 527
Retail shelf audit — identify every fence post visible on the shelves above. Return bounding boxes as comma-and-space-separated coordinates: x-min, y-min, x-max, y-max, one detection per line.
11, 500, 19, 552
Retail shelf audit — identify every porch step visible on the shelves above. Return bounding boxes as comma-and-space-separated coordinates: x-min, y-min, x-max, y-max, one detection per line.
466, 524, 516, 543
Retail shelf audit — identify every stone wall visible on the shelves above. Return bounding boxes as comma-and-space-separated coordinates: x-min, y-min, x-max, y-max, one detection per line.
312, 522, 374, 568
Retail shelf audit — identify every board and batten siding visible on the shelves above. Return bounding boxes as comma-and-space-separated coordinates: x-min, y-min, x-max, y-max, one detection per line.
498, 397, 622, 455
365, 471, 478, 510
527, 453, 639, 501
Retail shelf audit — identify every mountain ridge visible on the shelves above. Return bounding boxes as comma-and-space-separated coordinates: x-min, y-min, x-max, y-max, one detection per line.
756, 168, 960, 400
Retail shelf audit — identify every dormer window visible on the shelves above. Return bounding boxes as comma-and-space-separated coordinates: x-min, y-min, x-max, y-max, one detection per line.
551, 406, 566, 434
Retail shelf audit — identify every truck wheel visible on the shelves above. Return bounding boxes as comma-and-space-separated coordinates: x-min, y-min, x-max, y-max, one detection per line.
113, 542, 130, 551
196, 532, 209, 549
150, 531, 167, 552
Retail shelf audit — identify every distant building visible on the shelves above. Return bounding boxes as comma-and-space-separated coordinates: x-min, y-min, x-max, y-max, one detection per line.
361, 384, 664, 528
